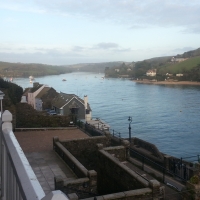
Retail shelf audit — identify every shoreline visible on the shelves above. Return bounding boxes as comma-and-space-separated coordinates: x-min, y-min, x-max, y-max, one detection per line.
133, 80, 200, 86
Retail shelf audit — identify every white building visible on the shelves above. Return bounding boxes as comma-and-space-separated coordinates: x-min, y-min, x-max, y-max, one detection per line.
146, 69, 156, 76
27, 82, 49, 109
171, 57, 188, 62
176, 74, 184, 77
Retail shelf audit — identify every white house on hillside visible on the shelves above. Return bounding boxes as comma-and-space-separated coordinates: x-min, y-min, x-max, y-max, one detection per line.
171, 57, 188, 62
176, 74, 183, 77
146, 69, 156, 76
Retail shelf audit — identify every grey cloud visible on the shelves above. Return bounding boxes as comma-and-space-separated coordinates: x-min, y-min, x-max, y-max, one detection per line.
2, 0, 200, 32
114, 48, 132, 53
0, 50, 86, 65
29, 0, 200, 33
93, 42, 131, 53
71, 46, 86, 52
95, 43, 119, 49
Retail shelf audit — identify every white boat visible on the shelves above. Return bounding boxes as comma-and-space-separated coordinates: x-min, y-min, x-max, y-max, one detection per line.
29, 76, 35, 80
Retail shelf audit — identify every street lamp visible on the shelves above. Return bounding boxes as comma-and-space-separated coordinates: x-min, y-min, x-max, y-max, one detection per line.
0, 90, 4, 118
128, 116, 132, 143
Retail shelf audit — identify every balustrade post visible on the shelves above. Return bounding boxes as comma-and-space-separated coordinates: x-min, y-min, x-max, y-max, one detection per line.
2, 110, 13, 131
1, 110, 12, 200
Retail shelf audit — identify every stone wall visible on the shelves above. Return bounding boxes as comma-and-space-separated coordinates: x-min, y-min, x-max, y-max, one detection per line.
53, 135, 164, 199
53, 137, 98, 199
132, 137, 164, 161
103, 146, 127, 162
61, 136, 110, 170
96, 148, 163, 198
78, 188, 153, 200
97, 149, 150, 194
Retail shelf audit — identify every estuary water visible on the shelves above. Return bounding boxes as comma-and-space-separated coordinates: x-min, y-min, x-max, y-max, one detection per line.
13, 72, 200, 158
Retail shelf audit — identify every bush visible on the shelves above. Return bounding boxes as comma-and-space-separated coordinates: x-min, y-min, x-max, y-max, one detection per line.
190, 175, 199, 184
16, 103, 71, 128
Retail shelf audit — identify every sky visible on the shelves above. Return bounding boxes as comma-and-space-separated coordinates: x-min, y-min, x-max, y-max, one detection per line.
0, 0, 200, 65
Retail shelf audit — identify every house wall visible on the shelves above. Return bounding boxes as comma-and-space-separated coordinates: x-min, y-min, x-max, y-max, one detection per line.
35, 98, 43, 111
28, 92, 34, 107
41, 88, 58, 110
63, 98, 85, 119
84, 95, 92, 121
28, 85, 46, 109
85, 111, 92, 121
146, 72, 156, 76
21, 96, 27, 103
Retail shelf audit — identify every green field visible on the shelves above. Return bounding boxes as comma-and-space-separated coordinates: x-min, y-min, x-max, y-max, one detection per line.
162, 56, 200, 74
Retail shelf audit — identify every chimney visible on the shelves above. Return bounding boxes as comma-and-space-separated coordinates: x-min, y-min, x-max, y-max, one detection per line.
84, 95, 88, 109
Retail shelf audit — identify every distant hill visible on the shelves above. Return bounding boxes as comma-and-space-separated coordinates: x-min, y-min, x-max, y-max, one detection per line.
176, 48, 200, 58
104, 47, 200, 81
0, 61, 126, 77
0, 62, 72, 78
1, 47, 200, 79
133, 47, 200, 81
64, 61, 127, 73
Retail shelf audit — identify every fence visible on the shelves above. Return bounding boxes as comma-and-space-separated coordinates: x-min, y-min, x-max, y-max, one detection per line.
77, 119, 198, 185
111, 129, 122, 138
76, 120, 104, 136
130, 148, 192, 183
0, 110, 69, 200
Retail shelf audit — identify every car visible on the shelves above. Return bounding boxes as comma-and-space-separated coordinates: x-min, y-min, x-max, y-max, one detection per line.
47, 110, 57, 115
69, 121, 75, 126
49, 112, 57, 115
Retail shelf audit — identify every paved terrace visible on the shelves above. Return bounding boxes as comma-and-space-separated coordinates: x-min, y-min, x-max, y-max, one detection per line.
14, 128, 89, 195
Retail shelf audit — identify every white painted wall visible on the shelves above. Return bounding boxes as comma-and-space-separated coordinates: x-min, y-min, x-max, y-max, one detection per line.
27, 85, 48, 109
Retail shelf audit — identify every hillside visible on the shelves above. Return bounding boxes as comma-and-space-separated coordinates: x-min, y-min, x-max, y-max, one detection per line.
0, 62, 72, 78
65, 61, 126, 73
176, 48, 200, 58
159, 56, 200, 74
1, 47, 200, 79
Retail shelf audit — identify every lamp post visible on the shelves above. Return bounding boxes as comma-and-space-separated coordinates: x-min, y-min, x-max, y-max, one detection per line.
0, 90, 4, 119
0, 90, 4, 177
128, 116, 132, 143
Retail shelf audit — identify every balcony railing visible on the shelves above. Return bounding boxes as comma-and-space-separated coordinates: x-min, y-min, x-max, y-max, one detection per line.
0, 110, 69, 200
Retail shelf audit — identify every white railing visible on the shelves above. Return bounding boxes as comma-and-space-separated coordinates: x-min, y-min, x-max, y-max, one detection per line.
0, 110, 69, 200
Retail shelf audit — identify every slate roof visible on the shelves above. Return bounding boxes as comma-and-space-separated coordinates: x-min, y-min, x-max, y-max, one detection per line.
30, 84, 43, 93
52, 92, 91, 111
23, 88, 31, 96
35, 87, 51, 98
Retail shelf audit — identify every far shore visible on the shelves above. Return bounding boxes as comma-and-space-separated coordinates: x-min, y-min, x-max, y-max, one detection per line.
133, 80, 200, 86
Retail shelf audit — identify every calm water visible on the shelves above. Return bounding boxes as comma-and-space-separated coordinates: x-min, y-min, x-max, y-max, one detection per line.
13, 72, 200, 158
